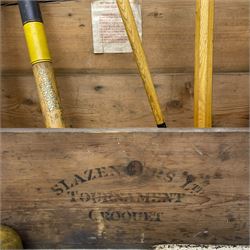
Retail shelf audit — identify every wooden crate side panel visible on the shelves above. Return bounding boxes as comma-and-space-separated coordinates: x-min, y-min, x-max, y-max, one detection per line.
1, 73, 249, 128
1, 131, 249, 248
1, 0, 249, 73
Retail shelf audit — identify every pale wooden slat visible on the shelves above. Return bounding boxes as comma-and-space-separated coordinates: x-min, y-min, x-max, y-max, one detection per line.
1, 0, 249, 72
1, 130, 249, 248
1, 73, 249, 128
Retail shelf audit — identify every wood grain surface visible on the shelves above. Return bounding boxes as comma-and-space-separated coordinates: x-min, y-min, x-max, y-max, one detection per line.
1, 129, 249, 248
1, 1, 249, 248
194, 0, 214, 128
117, 0, 165, 126
1, 0, 249, 73
1, 73, 249, 128
32, 62, 65, 128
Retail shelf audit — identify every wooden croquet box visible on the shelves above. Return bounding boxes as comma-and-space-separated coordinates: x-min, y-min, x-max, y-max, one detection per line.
1, 0, 249, 248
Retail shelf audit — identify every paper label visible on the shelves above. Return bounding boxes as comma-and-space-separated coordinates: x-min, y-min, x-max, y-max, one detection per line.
91, 0, 142, 53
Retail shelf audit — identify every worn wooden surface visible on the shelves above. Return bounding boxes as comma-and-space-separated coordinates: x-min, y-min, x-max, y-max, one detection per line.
1, 0, 249, 248
1, 0, 249, 73
1, 0, 249, 128
1, 129, 249, 248
1, 73, 249, 128
32, 62, 65, 128
154, 245, 250, 250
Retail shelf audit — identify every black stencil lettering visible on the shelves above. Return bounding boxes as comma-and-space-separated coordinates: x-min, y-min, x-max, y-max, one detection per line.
175, 193, 185, 202
88, 210, 96, 221
58, 179, 71, 191
73, 174, 87, 186
51, 184, 64, 196
67, 191, 78, 202
181, 174, 195, 190
96, 167, 109, 178
165, 171, 175, 182
192, 184, 203, 193
108, 165, 122, 176
87, 169, 94, 180
80, 193, 91, 202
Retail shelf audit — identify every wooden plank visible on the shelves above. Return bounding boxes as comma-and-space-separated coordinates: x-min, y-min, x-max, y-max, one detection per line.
1, 129, 249, 248
194, 0, 214, 128
1, 73, 249, 128
155, 245, 249, 250
1, 0, 249, 73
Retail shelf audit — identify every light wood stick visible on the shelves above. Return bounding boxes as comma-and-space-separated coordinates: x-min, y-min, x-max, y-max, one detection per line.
116, 0, 166, 128
32, 62, 65, 128
194, 0, 215, 128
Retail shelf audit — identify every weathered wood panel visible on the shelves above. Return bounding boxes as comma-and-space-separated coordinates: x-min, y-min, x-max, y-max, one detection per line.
1, 0, 249, 73
1, 73, 249, 128
1, 129, 249, 248
154, 245, 249, 250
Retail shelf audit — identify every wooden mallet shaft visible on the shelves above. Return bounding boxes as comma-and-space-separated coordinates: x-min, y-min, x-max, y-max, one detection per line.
194, 0, 215, 128
18, 0, 65, 128
116, 0, 166, 128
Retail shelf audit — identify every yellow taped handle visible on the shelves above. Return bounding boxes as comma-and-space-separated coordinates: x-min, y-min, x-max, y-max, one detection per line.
23, 22, 51, 64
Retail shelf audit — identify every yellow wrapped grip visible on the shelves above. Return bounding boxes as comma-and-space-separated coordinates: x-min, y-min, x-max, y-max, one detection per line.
23, 22, 51, 64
